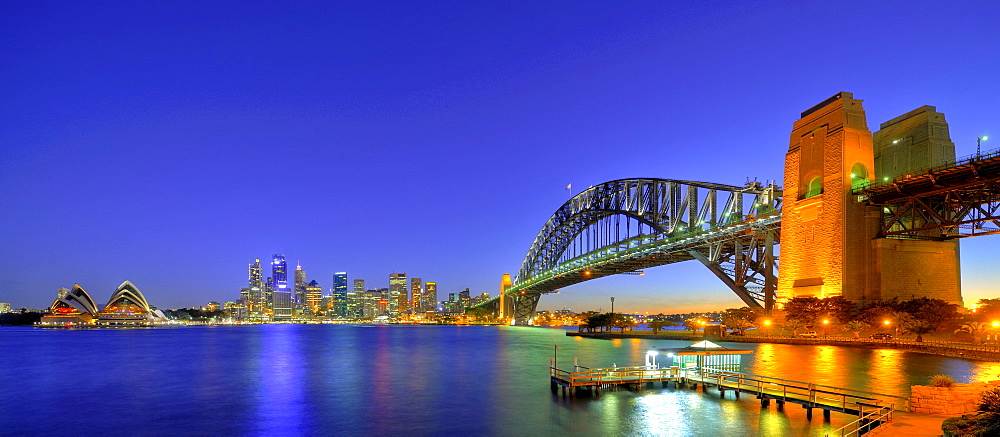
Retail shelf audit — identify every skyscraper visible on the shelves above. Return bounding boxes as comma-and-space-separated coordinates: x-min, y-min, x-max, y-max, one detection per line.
271, 254, 292, 320
459, 288, 471, 311
248, 259, 263, 289
294, 261, 307, 310
305, 280, 322, 313
424, 282, 437, 312
333, 272, 348, 317
350, 278, 365, 317
388, 273, 407, 316
410, 277, 422, 314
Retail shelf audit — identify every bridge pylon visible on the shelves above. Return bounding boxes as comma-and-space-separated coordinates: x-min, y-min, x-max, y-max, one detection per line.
779, 93, 962, 306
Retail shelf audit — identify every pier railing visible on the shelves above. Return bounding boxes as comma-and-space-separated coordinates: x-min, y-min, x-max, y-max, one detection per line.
689, 368, 909, 412
550, 365, 679, 388
824, 403, 894, 437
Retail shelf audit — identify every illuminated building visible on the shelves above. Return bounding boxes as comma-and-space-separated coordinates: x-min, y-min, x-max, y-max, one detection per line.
56, 287, 69, 299
333, 272, 348, 317
424, 282, 437, 312
248, 259, 263, 289
350, 279, 365, 316
0, 302, 10, 313
377, 288, 389, 316
271, 254, 292, 320
39, 284, 99, 326
360, 289, 380, 318
389, 273, 407, 316
305, 280, 322, 313
459, 288, 471, 310
96, 280, 156, 326
294, 261, 307, 311
206, 301, 220, 312
410, 278, 422, 314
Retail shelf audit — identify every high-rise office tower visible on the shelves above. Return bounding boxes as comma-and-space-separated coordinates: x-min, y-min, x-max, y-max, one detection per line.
271, 255, 287, 291
388, 273, 407, 315
333, 272, 349, 317
459, 288, 471, 310
410, 278, 422, 314
271, 254, 292, 320
294, 261, 307, 287
377, 288, 389, 316
349, 278, 365, 317
248, 259, 263, 289
424, 282, 437, 312
305, 280, 322, 313
293, 261, 307, 310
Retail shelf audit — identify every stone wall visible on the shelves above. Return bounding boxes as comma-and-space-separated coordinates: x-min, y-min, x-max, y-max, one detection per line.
909, 381, 1000, 414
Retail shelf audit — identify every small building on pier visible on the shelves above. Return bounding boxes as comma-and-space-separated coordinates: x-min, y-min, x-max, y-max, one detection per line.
655, 340, 753, 371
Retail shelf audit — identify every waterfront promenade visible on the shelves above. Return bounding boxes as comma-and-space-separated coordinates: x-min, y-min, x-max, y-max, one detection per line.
568, 331, 1000, 361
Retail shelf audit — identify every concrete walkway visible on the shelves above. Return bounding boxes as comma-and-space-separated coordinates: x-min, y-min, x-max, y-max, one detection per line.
879, 411, 956, 436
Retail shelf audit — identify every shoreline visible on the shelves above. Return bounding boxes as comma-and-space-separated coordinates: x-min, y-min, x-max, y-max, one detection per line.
567, 331, 1000, 362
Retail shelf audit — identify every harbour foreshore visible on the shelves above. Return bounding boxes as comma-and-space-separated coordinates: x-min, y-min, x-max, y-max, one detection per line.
567, 331, 1000, 361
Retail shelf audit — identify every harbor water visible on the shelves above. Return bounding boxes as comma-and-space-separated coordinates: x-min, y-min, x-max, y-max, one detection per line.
2, 325, 998, 436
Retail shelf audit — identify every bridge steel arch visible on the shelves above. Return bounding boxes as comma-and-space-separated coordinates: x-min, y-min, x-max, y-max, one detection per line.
491, 178, 783, 325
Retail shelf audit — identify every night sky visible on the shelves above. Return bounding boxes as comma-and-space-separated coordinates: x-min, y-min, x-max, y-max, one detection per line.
2, 1, 998, 312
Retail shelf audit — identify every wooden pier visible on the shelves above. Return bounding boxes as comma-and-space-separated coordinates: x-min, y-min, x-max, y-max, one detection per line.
550, 364, 906, 435
549, 364, 682, 396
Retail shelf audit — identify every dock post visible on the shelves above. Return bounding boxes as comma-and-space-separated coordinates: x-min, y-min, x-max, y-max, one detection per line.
761, 397, 770, 407
823, 409, 831, 421
574, 356, 578, 372
805, 408, 813, 419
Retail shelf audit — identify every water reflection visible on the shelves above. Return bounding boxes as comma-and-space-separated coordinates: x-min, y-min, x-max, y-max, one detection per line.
867, 349, 905, 393
3, 325, 1000, 435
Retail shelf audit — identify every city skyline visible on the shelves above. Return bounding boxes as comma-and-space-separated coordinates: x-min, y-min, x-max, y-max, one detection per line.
3, 2, 1000, 312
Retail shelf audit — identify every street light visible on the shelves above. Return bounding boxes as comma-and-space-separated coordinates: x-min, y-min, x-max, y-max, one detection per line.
763, 319, 771, 337
978, 136, 988, 157
823, 319, 830, 338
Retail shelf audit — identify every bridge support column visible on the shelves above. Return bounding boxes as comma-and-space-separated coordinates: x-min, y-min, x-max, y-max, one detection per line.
512, 292, 541, 325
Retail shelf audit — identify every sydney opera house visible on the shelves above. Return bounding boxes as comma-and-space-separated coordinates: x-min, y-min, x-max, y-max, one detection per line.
39, 280, 167, 327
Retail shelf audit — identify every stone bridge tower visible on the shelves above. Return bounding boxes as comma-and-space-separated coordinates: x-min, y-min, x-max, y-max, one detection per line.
779, 92, 876, 302
779, 93, 963, 306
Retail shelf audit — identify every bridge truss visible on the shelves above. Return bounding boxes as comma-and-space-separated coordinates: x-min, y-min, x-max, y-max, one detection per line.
856, 148, 1000, 239
495, 178, 783, 324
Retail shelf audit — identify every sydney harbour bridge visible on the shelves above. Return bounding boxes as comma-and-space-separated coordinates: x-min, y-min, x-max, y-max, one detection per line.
481, 93, 1000, 325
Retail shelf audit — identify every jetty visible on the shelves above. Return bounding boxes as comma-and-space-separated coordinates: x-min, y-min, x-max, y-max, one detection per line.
549, 341, 907, 435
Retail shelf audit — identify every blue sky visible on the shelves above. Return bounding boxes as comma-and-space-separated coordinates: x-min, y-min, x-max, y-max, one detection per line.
2, 1, 998, 312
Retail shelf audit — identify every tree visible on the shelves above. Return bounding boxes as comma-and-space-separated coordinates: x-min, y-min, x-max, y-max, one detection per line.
974, 298, 1000, 322
682, 319, 703, 334
955, 322, 992, 344
903, 319, 935, 342
783, 297, 825, 325
783, 319, 805, 337
845, 320, 869, 338
648, 320, 676, 334
612, 314, 635, 331
915, 299, 958, 330
889, 311, 915, 337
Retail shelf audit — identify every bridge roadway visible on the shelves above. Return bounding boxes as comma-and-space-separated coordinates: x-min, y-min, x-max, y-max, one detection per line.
856, 147, 1000, 239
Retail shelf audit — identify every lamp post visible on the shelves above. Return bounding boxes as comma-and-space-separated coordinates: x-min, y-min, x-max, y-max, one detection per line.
823, 319, 830, 338
763, 319, 771, 337
610, 296, 615, 314
978, 136, 988, 158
